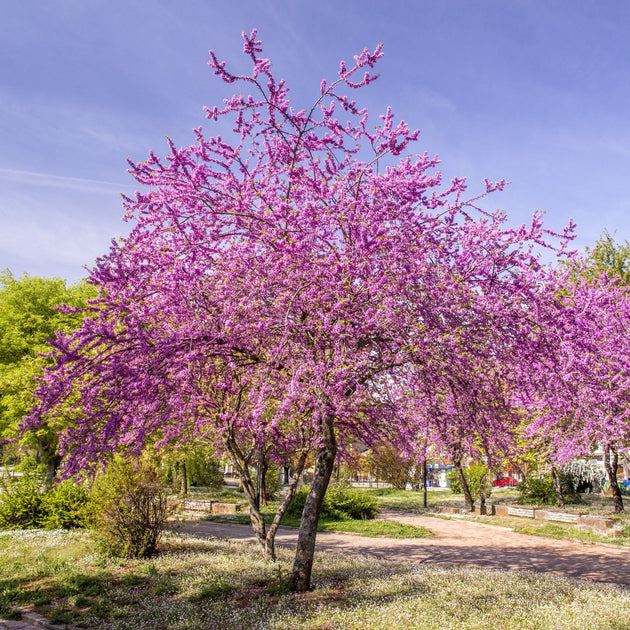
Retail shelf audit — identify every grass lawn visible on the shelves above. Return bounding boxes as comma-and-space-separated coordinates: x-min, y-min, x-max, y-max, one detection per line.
1, 529, 629, 629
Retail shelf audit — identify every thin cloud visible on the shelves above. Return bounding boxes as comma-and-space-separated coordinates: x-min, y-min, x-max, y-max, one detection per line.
0, 168, 130, 194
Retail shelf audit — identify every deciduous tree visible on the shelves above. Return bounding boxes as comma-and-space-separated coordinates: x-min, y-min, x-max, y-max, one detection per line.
27, 31, 577, 591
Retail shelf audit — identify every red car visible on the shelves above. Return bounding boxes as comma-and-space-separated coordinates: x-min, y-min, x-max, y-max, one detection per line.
493, 476, 519, 487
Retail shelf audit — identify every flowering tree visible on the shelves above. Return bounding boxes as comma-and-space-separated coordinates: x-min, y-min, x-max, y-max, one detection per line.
27, 31, 577, 591
522, 266, 630, 512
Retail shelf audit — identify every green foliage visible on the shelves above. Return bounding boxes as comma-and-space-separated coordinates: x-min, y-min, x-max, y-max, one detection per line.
0, 271, 96, 467
13, 455, 38, 473
0, 474, 88, 529
286, 483, 378, 521
517, 471, 581, 506
185, 450, 224, 489
466, 463, 493, 502
586, 231, 630, 285
446, 469, 461, 493
447, 464, 492, 504
87, 458, 170, 558
39, 480, 89, 529
364, 443, 422, 490
0, 473, 44, 529
262, 464, 281, 502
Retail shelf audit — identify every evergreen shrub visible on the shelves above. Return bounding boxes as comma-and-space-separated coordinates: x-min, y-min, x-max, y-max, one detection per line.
286, 483, 378, 521
517, 471, 581, 506
0, 474, 88, 529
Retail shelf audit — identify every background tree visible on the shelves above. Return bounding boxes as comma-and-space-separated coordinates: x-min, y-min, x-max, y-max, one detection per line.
364, 442, 423, 490
0, 271, 95, 484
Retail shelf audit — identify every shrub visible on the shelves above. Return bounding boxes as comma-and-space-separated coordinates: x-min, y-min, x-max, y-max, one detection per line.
87, 458, 170, 558
39, 480, 89, 529
517, 471, 581, 506
286, 483, 378, 521
0, 474, 88, 530
186, 453, 224, 489
364, 444, 419, 490
0, 473, 44, 529
446, 469, 461, 493
447, 464, 493, 504
263, 465, 281, 502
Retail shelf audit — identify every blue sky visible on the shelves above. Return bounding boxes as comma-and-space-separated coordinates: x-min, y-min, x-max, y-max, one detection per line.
1, 1, 629, 282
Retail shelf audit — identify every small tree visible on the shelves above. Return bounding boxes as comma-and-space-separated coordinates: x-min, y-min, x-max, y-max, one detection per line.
0, 271, 95, 485
447, 463, 492, 510
365, 443, 420, 490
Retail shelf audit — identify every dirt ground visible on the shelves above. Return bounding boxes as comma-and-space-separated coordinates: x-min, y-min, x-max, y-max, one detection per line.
176, 510, 630, 588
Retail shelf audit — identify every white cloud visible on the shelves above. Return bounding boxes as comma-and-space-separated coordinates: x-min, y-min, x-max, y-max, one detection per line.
0, 168, 128, 194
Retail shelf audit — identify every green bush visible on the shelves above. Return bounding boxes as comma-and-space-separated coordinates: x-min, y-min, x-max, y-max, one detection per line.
446, 469, 461, 493
186, 451, 225, 489
0, 474, 88, 530
87, 458, 170, 558
39, 480, 89, 529
517, 471, 581, 506
447, 464, 492, 504
262, 465, 281, 502
286, 483, 378, 521
0, 473, 44, 529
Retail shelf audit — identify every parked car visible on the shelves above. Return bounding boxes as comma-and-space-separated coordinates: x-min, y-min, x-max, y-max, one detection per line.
493, 476, 518, 487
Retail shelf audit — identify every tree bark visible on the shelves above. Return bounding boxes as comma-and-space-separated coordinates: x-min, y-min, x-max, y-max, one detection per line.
178, 460, 188, 498
453, 458, 474, 511
289, 416, 337, 592
550, 466, 565, 508
227, 437, 309, 561
604, 444, 624, 513
36, 435, 60, 489
172, 461, 180, 493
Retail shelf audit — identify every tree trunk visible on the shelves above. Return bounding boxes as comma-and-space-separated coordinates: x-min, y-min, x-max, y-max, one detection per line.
550, 466, 565, 508
172, 461, 180, 493
228, 450, 271, 557
179, 460, 188, 498
265, 449, 309, 558
422, 459, 428, 509
289, 416, 337, 592
258, 449, 269, 506
36, 435, 60, 489
604, 444, 624, 513
454, 458, 474, 511
227, 439, 310, 562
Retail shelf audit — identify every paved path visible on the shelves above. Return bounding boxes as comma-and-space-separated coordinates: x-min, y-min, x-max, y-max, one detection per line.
177, 510, 630, 588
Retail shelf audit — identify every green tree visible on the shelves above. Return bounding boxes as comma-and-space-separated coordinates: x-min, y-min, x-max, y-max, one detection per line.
365, 443, 423, 490
0, 270, 95, 484
586, 231, 630, 285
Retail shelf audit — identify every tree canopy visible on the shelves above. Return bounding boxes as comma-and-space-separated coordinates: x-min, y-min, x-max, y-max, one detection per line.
0, 271, 95, 480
